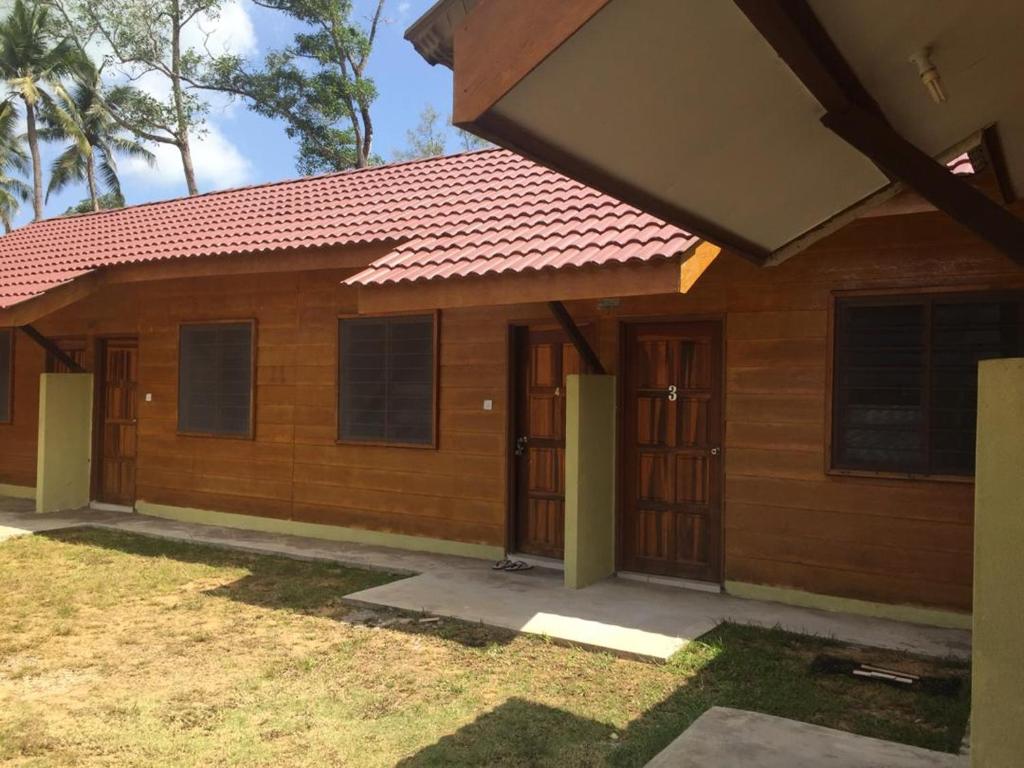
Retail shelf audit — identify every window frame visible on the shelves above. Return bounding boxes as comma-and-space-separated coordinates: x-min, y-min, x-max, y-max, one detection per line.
0, 328, 13, 425
176, 319, 257, 441
336, 310, 439, 450
827, 289, 1024, 483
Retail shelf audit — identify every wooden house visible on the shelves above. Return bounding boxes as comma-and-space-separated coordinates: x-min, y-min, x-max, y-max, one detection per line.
2, 145, 1019, 629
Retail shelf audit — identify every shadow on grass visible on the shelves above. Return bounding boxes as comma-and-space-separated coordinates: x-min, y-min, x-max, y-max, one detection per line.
38, 527, 519, 647
394, 623, 970, 767
37, 528, 971, 765
395, 697, 615, 767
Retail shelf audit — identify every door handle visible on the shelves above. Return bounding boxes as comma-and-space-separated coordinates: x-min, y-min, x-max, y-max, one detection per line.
514, 436, 529, 456
710, 447, 720, 456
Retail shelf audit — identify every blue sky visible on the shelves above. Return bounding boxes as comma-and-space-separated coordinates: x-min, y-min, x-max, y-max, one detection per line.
12, 0, 454, 227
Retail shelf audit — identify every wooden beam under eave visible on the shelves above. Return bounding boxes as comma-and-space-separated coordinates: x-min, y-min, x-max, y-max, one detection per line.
823, 108, 1024, 265
18, 325, 86, 373
548, 300, 606, 375
452, 0, 611, 125
354, 247, 720, 314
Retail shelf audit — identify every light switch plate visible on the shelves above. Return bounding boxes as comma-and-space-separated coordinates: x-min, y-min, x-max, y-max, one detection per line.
483, 399, 493, 411
145, 393, 153, 402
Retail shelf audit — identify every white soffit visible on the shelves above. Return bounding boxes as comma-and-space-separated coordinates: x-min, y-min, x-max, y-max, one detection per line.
811, 0, 1024, 182
494, 0, 1020, 254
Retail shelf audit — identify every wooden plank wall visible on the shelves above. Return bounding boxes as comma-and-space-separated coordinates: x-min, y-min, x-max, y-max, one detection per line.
561, 211, 1024, 612
0, 330, 43, 488
3, 265, 541, 550
1, 210, 1022, 609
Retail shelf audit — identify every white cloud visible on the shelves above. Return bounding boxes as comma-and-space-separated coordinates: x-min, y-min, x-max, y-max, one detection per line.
184, 0, 258, 59
122, 124, 253, 193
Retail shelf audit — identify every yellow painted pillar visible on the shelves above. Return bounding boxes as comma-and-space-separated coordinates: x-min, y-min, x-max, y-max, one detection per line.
36, 373, 94, 514
564, 373, 616, 589
971, 358, 1024, 767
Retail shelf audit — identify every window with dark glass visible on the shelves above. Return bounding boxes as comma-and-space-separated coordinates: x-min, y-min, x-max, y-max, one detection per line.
0, 328, 11, 423
338, 314, 435, 446
178, 321, 254, 437
833, 294, 1024, 476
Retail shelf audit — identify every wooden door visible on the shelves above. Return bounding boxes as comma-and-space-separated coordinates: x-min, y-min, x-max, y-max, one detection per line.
96, 340, 139, 506
513, 328, 581, 559
622, 322, 722, 581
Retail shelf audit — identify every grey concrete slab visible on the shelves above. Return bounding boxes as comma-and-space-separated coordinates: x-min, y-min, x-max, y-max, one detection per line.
0, 497, 972, 661
347, 568, 970, 661
644, 707, 967, 767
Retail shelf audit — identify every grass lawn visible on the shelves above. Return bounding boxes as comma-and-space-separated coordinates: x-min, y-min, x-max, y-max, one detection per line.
0, 529, 969, 766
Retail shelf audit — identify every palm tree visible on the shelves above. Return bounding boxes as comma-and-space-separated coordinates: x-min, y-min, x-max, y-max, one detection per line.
0, 0, 81, 220
0, 100, 30, 232
42, 69, 155, 213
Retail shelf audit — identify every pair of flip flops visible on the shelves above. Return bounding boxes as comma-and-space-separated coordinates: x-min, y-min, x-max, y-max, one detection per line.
492, 558, 534, 572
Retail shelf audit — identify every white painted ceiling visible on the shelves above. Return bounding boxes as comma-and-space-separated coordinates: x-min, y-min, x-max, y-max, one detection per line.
492, 0, 1023, 255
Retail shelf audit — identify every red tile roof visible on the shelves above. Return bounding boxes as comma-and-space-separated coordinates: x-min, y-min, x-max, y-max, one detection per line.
0, 149, 698, 310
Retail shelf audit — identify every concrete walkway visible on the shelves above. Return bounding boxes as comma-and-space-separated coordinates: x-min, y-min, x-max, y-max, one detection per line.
0, 498, 971, 661
645, 707, 967, 767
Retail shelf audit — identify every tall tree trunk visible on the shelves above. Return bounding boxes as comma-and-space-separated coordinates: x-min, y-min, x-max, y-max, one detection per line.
170, 0, 198, 195
24, 100, 43, 220
86, 152, 100, 212
178, 140, 197, 195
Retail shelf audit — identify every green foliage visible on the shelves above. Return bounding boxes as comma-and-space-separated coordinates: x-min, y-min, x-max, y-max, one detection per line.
0, 0, 86, 219
0, 100, 30, 231
41, 65, 155, 209
393, 105, 495, 162
62, 191, 124, 215
208, 0, 384, 174
51, 0, 232, 194
392, 104, 446, 162
455, 126, 492, 153
0, 0, 81, 105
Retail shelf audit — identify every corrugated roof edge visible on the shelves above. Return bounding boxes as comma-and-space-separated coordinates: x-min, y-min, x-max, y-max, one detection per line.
344, 242, 697, 287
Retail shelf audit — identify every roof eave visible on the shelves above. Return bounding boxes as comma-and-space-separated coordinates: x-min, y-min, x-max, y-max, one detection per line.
405, 0, 478, 69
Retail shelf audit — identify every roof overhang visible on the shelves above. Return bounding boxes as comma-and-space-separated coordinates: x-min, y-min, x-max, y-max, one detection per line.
412, 0, 1024, 266
355, 242, 719, 314
0, 242, 394, 327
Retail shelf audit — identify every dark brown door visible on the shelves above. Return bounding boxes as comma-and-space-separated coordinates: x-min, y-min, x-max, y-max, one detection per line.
622, 322, 722, 581
513, 328, 581, 559
96, 340, 139, 506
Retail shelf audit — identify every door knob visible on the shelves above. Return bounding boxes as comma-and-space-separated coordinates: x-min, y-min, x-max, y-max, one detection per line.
710, 447, 720, 456
514, 436, 529, 456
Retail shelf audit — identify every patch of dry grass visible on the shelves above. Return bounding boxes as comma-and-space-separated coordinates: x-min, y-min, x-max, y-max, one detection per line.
0, 529, 970, 766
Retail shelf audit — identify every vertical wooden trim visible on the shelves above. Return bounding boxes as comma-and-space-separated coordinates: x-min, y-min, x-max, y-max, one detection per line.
506, 324, 523, 554
503, 323, 520, 552
712, 318, 726, 586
